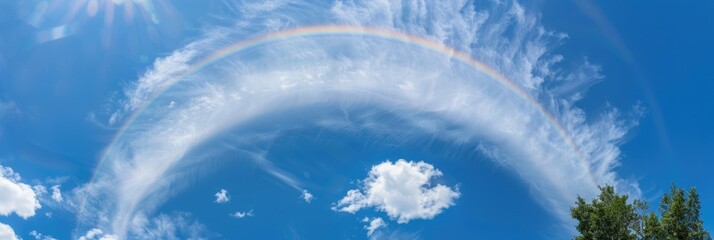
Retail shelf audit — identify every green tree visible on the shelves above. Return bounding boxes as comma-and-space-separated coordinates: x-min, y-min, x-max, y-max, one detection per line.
642, 212, 664, 239
659, 185, 711, 240
571, 184, 711, 240
571, 185, 639, 240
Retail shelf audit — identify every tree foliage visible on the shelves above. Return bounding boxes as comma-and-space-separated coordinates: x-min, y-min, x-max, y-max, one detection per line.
571, 184, 711, 240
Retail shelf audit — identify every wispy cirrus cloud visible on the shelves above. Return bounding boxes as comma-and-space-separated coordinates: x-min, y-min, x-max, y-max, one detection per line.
127, 212, 209, 239
79, 0, 640, 238
30, 230, 58, 240
364, 217, 386, 237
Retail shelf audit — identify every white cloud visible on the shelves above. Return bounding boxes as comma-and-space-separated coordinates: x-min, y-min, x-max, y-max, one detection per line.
214, 189, 229, 203
1, 166, 20, 182
232, 209, 254, 219
78, 228, 119, 240
369, 229, 421, 240
99, 235, 119, 240
79, 228, 103, 240
301, 190, 314, 203
334, 160, 460, 223
0, 223, 18, 240
33, 185, 47, 196
365, 217, 386, 236
51, 185, 63, 202
30, 230, 58, 240
128, 212, 209, 240
78, 214, 205, 240
0, 165, 41, 218
107, 47, 198, 126
80, 0, 640, 236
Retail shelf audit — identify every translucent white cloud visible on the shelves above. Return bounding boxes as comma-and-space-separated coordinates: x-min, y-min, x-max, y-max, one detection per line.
0, 223, 18, 240
364, 217, 386, 236
101, 234, 119, 240
78, 228, 118, 240
108, 48, 197, 126
301, 190, 314, 203
33, 185, 47, 196
0, 165, 41, 218
214, 189, 230, 204
51, 185, 63, 202
30, 230, 58, 240
334, 160, 460, 223
232, 209, 254, 219
79, 228, 103, 240
128, 212, 209, 239
81, 0, 640, 237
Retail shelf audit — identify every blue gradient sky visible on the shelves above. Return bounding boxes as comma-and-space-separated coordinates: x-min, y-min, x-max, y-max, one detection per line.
0, 0, 712, 239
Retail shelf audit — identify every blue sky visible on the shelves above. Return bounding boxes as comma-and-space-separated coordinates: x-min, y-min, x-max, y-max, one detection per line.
0, 0, 712, 239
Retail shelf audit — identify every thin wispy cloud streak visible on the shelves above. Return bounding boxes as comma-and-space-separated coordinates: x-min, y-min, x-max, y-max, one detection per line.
79, 0, 639, 237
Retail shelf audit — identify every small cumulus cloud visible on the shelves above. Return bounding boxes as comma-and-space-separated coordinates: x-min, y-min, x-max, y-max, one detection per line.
78, 228, 118, 240
333, 159, 460, 223
232, 209, 254, 219
214, 189, 229, 203
301, 190, 314, 203
29, 181, 69, 210
0, 165, 41, 218
0, 223, 18, 240
363, 217, 386, 237
51, 185, 63, 202
30, 230, 58, 240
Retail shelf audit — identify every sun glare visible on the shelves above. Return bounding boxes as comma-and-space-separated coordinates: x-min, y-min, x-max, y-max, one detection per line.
14, 0, 178, 49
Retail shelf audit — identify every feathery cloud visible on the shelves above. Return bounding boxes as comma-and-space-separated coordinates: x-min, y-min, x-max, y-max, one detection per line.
30, 230, 58, 240
128, 212, 209, 239
81, 0, 640, 236
364, 217, 386, 236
